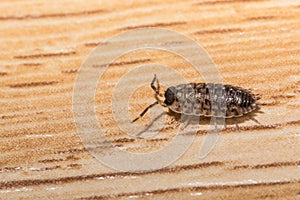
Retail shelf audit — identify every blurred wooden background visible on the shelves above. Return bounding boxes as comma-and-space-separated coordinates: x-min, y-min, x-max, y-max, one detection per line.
0, 0, 300, 199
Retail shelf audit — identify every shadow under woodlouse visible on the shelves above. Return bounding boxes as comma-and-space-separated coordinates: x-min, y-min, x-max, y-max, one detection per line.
170, 107, 263, 126
135, 106, 264, 137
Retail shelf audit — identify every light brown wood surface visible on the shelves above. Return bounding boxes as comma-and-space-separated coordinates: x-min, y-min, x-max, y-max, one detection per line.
1, 0, 300, 199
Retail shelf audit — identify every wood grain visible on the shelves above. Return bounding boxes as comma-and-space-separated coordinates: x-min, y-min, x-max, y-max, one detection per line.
1, 0, 300, 199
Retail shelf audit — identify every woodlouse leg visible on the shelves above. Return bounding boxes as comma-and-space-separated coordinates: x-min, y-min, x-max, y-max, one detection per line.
211, 117, 224, 132
234, 119, 240, 131
179, 115, 192, 130
131, 101, 159, 123
180, 115, 203, 133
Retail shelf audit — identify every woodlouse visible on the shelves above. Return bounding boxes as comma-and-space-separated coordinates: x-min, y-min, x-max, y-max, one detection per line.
132, 75, 260, 125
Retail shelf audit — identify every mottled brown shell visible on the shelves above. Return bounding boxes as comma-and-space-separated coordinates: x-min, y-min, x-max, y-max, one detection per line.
164, 83, 259, 118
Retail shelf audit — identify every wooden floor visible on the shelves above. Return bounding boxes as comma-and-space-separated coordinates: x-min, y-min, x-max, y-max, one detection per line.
1, 0, 300, 199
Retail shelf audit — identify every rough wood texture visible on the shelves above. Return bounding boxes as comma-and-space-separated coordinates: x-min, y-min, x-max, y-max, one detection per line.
1, 0, 300, 199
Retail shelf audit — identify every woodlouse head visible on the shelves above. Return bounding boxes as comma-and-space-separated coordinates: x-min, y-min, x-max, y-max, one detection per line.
164, 86, 176, 105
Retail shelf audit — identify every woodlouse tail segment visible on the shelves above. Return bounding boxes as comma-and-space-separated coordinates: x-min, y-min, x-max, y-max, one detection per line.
131, 101, 159, 123
253, 94, 262, 107
254, 93, 262, 101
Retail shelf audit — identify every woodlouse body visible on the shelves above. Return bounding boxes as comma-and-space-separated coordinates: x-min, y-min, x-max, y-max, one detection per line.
132, 75, 260, 123
165, 83, 258, 118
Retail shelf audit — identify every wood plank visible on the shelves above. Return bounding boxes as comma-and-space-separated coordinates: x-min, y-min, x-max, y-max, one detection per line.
0, 0, 299, 199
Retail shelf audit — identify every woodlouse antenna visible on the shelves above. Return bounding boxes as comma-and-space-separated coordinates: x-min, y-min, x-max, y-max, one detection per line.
132, 75, 166, 123
151, 74, 165, 104
131, 101, 158, 123
151, 74, 159, 94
